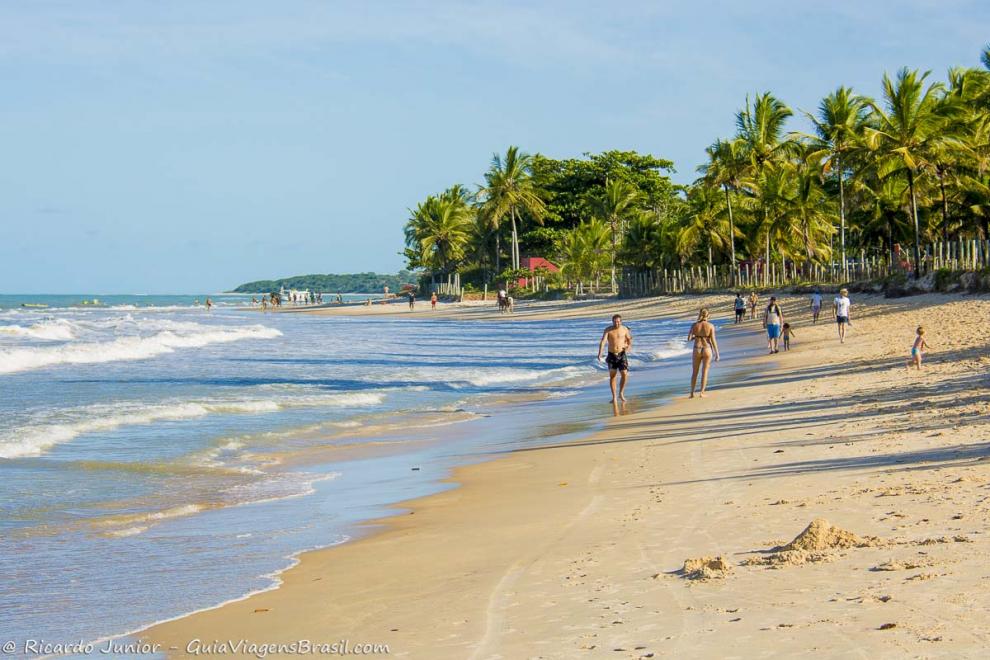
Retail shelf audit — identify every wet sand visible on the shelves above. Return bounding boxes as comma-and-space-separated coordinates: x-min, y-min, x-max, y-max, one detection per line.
146, 293, 990, 658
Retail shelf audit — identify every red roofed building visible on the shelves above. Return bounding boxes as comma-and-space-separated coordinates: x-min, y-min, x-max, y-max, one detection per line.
517, 256, 559, 288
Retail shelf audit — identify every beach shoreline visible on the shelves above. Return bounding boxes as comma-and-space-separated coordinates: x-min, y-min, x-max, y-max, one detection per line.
142, 293, 990, 658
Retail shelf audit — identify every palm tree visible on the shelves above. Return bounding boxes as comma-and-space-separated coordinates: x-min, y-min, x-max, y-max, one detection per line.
853, 172, 910, 266
559, 219, 610, 292
590, 179, 645, 293
786, 161, 836, 270
404, 187, 475, 279
863, 68, 959, 274
699, 138, 747, 278
677, 184, 732, 265
735, 92, 794, 284
747, 167, 794, 283
804, 86, 870, 279
479, 146, 547, 273
736, 92, 794, 173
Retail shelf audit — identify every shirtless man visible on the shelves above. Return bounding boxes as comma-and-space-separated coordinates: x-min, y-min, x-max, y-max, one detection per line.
597, 314, 633, 403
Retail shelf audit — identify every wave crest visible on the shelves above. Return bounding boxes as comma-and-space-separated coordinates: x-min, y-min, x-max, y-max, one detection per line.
0, 324, 281, 375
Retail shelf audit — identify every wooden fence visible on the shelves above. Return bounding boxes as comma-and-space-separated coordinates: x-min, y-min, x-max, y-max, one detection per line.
620, 239, 990, 297
431, 273, 462, 297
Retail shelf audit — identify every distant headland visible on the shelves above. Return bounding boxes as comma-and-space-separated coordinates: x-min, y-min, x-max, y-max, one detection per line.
229, 271, 417, 294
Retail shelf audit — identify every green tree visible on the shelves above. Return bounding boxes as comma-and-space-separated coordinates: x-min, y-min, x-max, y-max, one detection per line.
698, 137, 747, 274
677, 184, 732, 265
479, 146, 547, 273
559, 219, 610, 290
589, 179, 646, 293
804, 86, 871, 278
863, 68, 960, 274
404, 186, 475, 277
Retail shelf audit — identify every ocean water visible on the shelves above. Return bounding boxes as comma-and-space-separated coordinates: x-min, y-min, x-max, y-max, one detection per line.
0, 294, 707, 648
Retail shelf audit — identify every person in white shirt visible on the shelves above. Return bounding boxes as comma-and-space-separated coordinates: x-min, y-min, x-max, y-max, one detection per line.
810, 289, 823, 324
833, 288, 852, 343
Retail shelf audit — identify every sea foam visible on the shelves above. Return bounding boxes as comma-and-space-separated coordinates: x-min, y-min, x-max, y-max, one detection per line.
0, 319, 76, 341
0, 323, 282, 374
0, 392, 385, 459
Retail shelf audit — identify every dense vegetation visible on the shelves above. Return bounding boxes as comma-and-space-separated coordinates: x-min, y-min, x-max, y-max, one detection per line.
404, 47, 990, 292
230, 271, 417, 294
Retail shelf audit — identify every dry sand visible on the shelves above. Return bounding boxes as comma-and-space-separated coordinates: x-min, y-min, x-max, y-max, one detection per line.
146, 293, 990, 658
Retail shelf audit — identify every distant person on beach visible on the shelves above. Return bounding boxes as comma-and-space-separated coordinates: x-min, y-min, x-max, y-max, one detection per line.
748, 292, 759, 320
261, 296, 269, 312
431, 292, 438, 310
205, 298, 213, 312
907, 326, 931, 370
497, 287, 508, 314
251, 297, 258, 306
687, 308, 719, 398
810, 289, 823, 323
782, 322, 794, 351
597, 314, 633, 403
408, 292, 415, 311
734, 293, 745, 324
763, 296, 783, 354
833, 288, 851, 343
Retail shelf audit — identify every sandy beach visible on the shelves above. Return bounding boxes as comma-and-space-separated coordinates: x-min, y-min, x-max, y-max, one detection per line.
145, 292, 990, 658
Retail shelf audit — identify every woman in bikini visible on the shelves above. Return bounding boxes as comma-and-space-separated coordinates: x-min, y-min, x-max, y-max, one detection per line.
687, 308, 720, 398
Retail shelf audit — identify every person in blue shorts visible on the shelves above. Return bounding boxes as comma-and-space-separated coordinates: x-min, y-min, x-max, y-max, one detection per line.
763, 296, 784, 354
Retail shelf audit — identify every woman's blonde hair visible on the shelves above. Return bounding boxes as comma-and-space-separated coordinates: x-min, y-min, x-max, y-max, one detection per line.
698, 308, 710, 321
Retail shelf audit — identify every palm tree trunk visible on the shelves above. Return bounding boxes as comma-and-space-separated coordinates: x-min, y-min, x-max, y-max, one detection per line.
609, 220, 617, 295
764, 227, 770, 287
887, 217, 894, 268
494, 232, 501, 277
510, 207, 520, 271
838, 156, 847, 281
939, 174, 950, 243
723, 185, 736, 284
907, 168, 922, 276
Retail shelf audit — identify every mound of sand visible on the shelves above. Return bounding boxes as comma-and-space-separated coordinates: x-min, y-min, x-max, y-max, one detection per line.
680, 556, 733, 580
743, 518, 881, 567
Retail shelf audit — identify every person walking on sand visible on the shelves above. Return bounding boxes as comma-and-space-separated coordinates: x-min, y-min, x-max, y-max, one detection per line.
687, 308, 719, 398
833, 288, 851, 343
907, 326, 931, 370
430, 292, 438, 311
782, 322, 794, 351
748, 292, 759, 320
810, 289, 823, 324
408, 292, 415, 311
764, 296, 783, 354
734, 293, 745, 324
597, 314, 633, 403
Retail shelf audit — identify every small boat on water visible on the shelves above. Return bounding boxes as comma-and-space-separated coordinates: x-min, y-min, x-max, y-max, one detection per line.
21, 303, 49, 308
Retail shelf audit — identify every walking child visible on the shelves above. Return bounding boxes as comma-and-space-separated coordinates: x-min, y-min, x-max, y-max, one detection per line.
782, 322, 794, 351
907, 326, 931, 370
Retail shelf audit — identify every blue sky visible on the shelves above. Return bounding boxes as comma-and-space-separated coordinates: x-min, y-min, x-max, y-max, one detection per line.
1, 1, 988, 293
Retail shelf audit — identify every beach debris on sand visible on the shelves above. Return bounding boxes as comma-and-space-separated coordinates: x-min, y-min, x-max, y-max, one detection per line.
678, 556, 733, 580
743, 518, 882, 567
